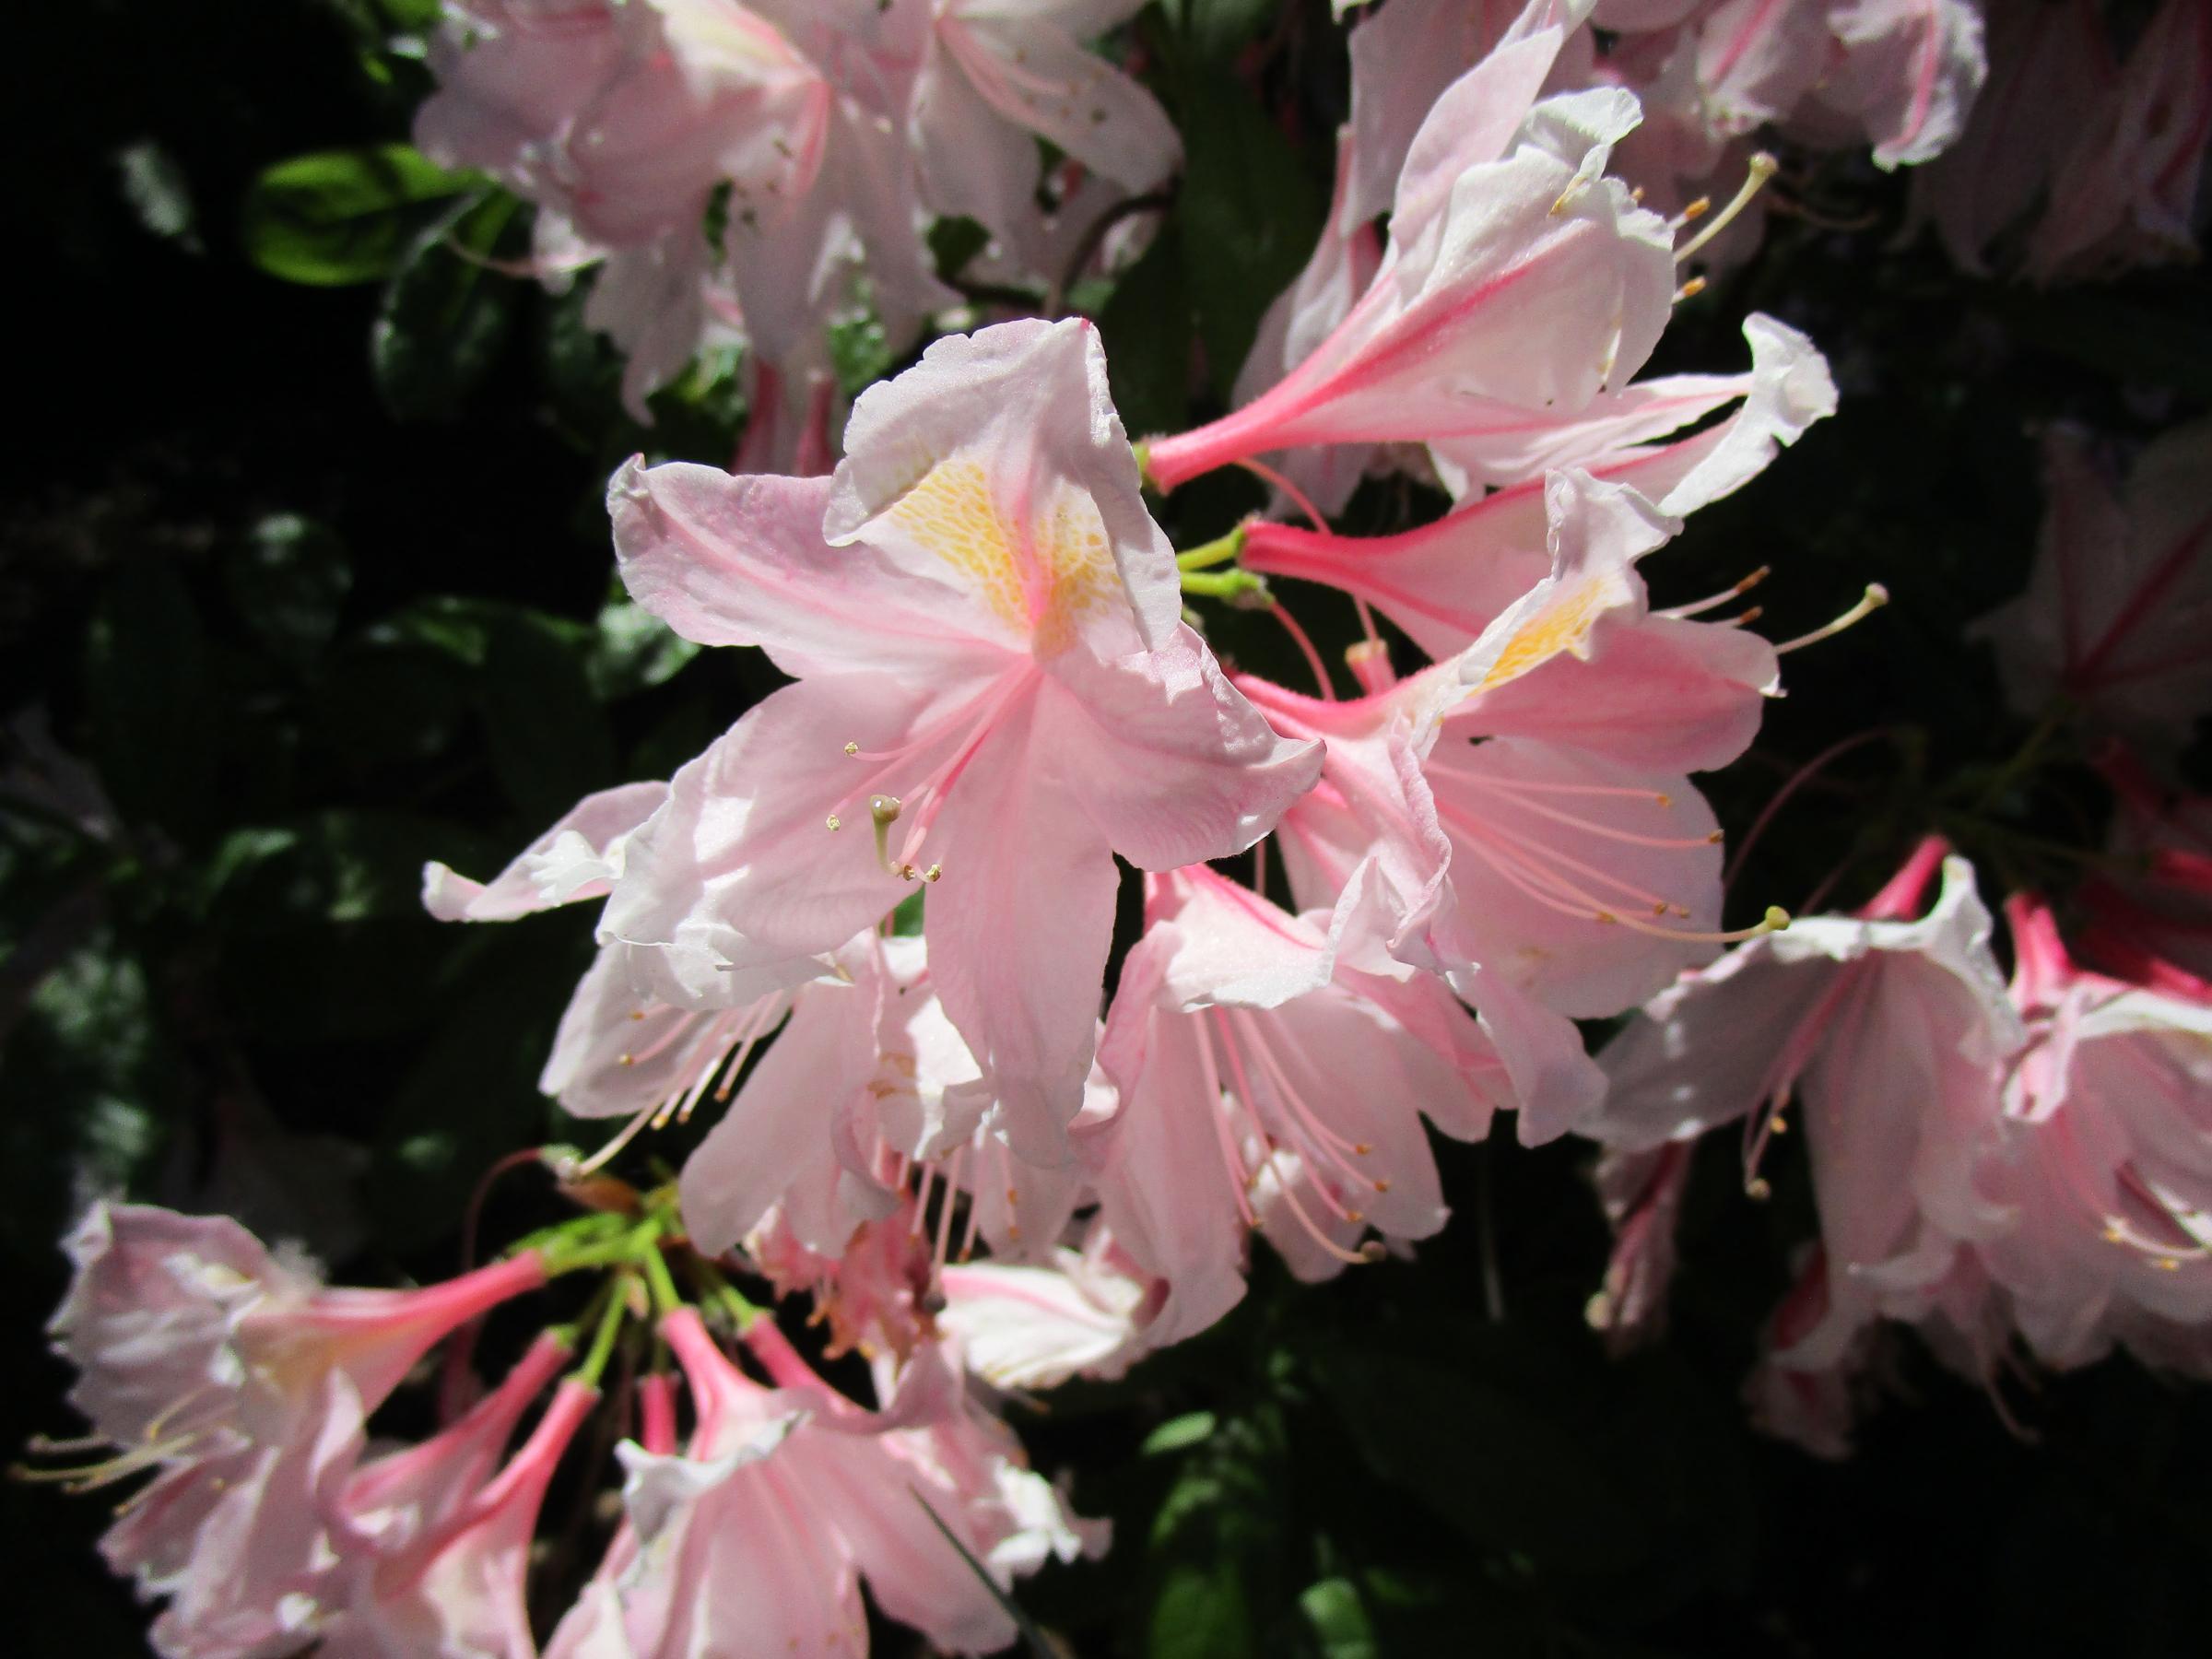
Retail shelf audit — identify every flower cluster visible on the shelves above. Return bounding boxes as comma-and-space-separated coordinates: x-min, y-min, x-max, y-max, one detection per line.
416, 0, 1177, 429
35, 0, 2212, 1651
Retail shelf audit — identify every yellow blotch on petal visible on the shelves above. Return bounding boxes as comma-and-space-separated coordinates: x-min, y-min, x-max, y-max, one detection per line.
884, 455, 1119, 653
1471, 571, 1635, 694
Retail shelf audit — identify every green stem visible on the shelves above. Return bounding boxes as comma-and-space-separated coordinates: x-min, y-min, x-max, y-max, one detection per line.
1175, 524, 1247, 571
1966, 699, 2070, 812
570, 1274, 633, 1388
637, 1228, 685, 1317
1180, 568, 1269, 603
688, 1256, 766, 1332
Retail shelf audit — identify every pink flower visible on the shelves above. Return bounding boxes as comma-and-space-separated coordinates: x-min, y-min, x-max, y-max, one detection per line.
45, 1204, 546, 1658
423, 781, 668, 925
1140, 22, 1674, 488
541, 1375, 679, 1659
417, 1, 819, 252
912, 1, 1179, 275
938, 1222, 1158, 1390
1243, 473, 1771, 1063
320, 1380, 599, 1657
1584, 1138, 1694, 1352
1974, 419, 2212, 752
1821, 0, 1989, 170
602, 1308, 1094, 1654
2028, 0, 2212, 283
1981, 894, 2212, 1372
1910, 0, 2115, 273
338, 1333, 573, 1552
2077, 746, 2212, 998
601, 319, 1319, 1157
1588, 841, 2025, 1370
1092, 866, 1567, 1344
730, 0, 958, 360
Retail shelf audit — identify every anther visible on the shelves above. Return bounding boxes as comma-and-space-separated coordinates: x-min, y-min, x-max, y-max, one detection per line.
1672, 195, 1712, 229
826, 814, 841, 831
1674, 275, 1708, 303
629, 1009, 645, 1021
1775, 584, 1888, 654
924, 864, 942, 882
1354, 1142, 1372, 1156
1373, 1178, 1392, 1194
1358, 1241, 1388, 1263
1746, 1176, 1772, 1201
1675, 151, 1777, 265
843, 742, 859, 757
1769, 1114, 1789, 1135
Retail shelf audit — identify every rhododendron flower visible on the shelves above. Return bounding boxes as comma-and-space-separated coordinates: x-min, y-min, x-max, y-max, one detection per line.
1910, 0, 2114, 272
1982, 895, 2212, 1372
604, 1308, 1094, 1654
2027, 0, 2212, 283
417, 0, 819, 252
1585, 1138, 1694, 1351
46, 1204, 546, 1658
1594, 0, 1988, 171
2077, 747, 2212, 997
938, 1223, 1158, 1389
602, 319, 1319, 1157
1245, 473, 1767, 1042
1094, 865, 1581, 1344
541, 1374, 679, 1659
912, 0, 1179, 274
338, 1332, 571, 1552
1141, 23, 1674, 489
1588, 841, 2024, 1371
321, 1381, 599, 1657
1974, 418, 2212, 749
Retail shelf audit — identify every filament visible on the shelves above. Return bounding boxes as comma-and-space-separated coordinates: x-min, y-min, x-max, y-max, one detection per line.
1658, 566, 1770, 619
1774, 584, 1888, 654
1675, 151, 1778, 265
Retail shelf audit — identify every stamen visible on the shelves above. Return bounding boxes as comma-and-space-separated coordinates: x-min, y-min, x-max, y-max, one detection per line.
1658, 566, 1770, 619
1191, 1013, 1260, 1230
1215, 1010, 1365, 1212
1672, 195, 1712, 229
1263, 1152, 1386, 1266
1675, 151, 1778, 265
826, 813, 841, 831
1674, 276, 1708, 304
1774, 584, 1888, 654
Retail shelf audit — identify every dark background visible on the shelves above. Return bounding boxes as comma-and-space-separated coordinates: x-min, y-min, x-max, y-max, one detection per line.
6, 2, 2210, 1653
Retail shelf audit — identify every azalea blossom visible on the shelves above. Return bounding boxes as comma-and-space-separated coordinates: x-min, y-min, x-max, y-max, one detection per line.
44, 1204, 547, 1658
602, 1307, 1094, 1654
320, 1380, 599, 1657
1910, 0, 2115, 274
1981, 893, 2212, 1372
1140, 21, 1675, 490
2077, 746, 2212, 998
911, 0, 1179, 279
1244, 472, 1772, 1057
938, 1221, 1158, 1390
1587, 841, 2025, 1411
542, 1374, 680, 1659
1974, 418, 2212, 751
2026, 0, 2212, 283
601, 318, 1319, 1158
1093, 865, 1575, 1344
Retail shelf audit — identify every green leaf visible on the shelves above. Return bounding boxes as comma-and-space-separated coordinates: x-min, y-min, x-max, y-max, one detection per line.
1299, 1579, 1379, 1659
1097, 223, 1194, 441
227, 513, 353, 665
586, 593, 701, 700
1310, 1343, 1646, 1579
241, 143, 469, 287
1173, 72, 1321, 400
1142, 1410, 1218, 1455
85, 560, 217, 841
478, 610, 616, 822
372, 189, 525, 418
1161, 0, 1280, 62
